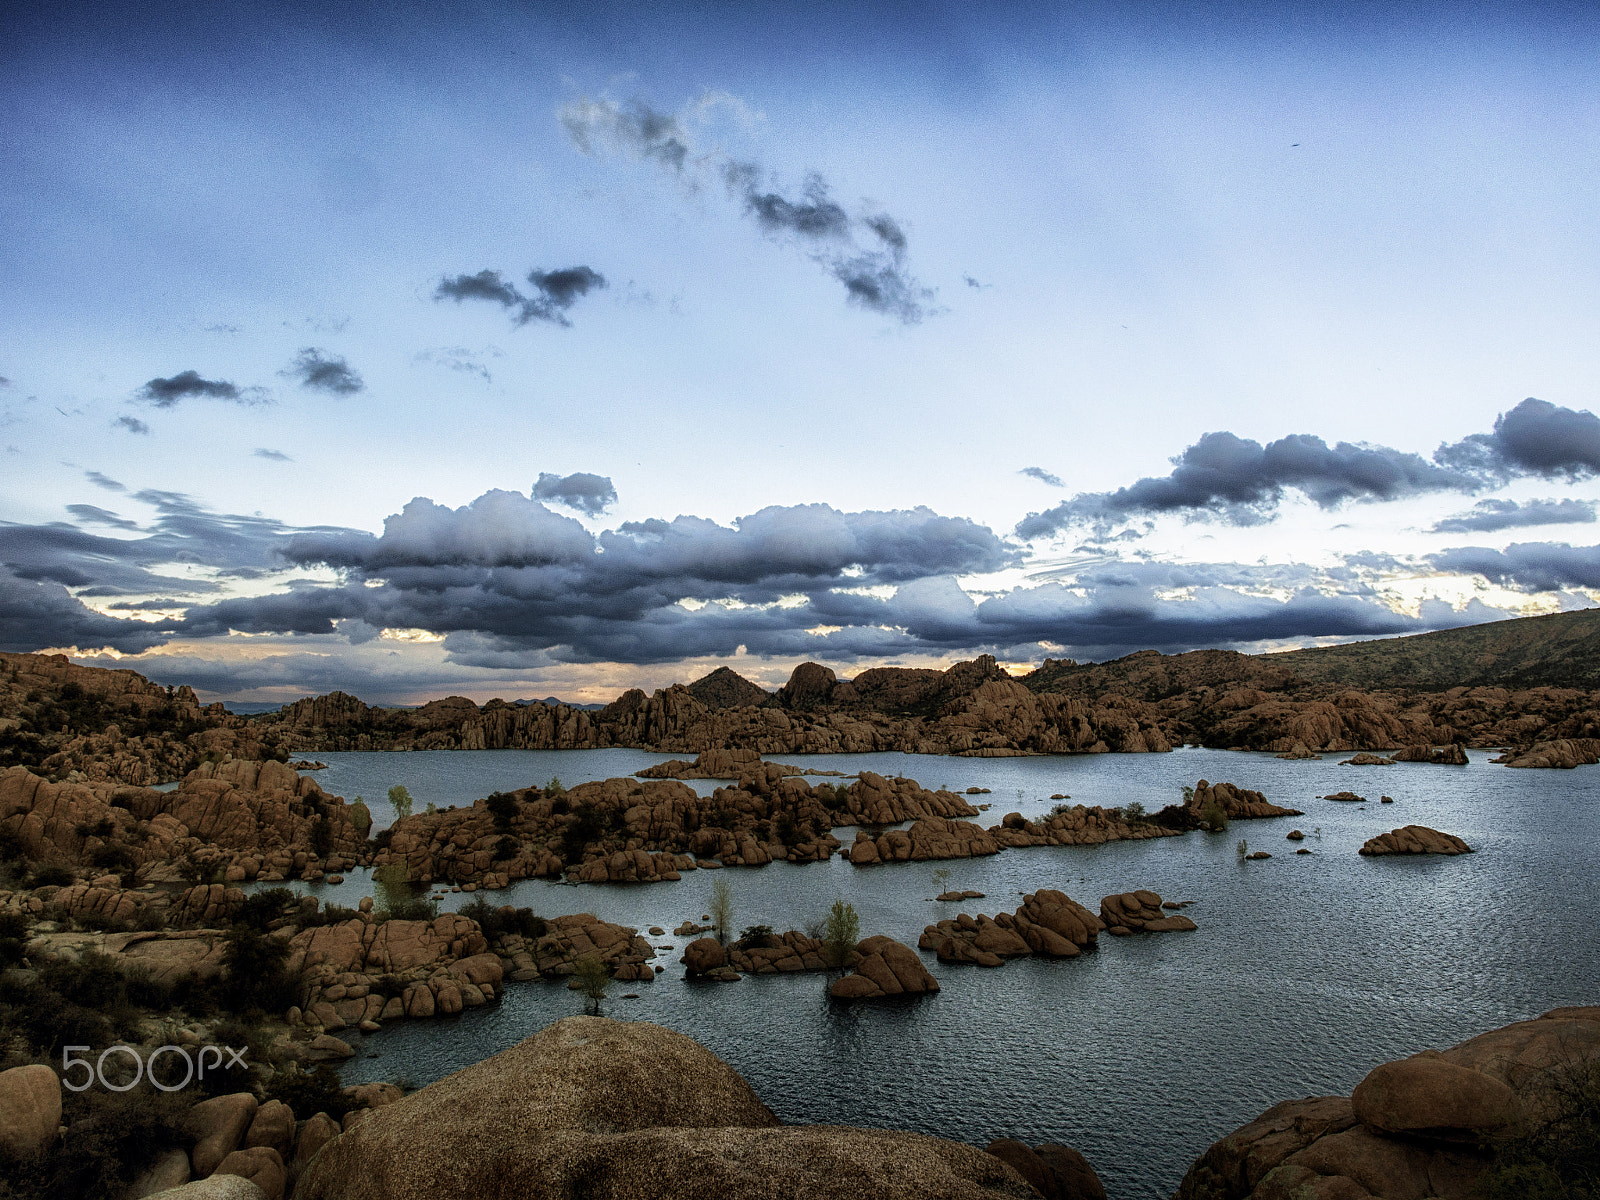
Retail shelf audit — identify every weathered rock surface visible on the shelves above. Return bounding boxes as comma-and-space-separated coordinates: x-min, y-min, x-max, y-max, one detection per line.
184, 1090, 259, 1177
0, 1063, 61, 1160
830, 935, 941, 999
1174, 1006, 1600, 1200
292, 1016, 1044, 1198
1100, 890, 1198, 934
921, 890, 1102, 967
1186, 780, 1302, 821
145, 1178, 268, 1200
1391, 743, 1470, 765
1497, 736, 1600, 768
1340, 752, 1396, 765
1358, 825, 1473, 856
986, 1139, 1108, 1200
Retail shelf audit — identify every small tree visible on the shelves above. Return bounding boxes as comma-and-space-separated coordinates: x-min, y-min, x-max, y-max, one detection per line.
1236, 838, 1249, 858
348, 798, 372, 839
387, 785, 414, 821
708, 878, 734, 945
571, 953, 609, 1015
820, 898, 860, 972
1201, 799, 1228, 832
931, 867, 951, 894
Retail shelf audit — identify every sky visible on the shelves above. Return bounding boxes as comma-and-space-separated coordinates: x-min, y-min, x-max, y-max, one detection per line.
4, 0, 1600, 704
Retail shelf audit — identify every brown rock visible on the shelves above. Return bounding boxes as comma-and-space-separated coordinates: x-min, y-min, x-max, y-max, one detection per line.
290, 1111, 340, 1177
1351, 1055, 1516, 1139
0, 1063, 61, 1160
244, 1099, 295, 1160
1358, 825, 1472, 856
185, 1090, 260, 1177
830, 935, 939, 999
1034, 1143, 1107, 1200
128, 1147, 191, 1197
215, 1145, 287, 1200
986, 1139, 1057, 1198
294, 1016, 1032, 1200
682, 937, 727, 975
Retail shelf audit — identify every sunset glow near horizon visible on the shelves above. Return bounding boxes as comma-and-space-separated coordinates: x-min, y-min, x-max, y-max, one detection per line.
5, 0, 1600, 704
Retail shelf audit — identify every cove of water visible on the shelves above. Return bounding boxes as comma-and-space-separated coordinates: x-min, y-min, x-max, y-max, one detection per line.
271, 747, 1598, 1199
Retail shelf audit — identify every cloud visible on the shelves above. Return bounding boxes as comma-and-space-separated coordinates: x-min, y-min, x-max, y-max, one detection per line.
414, 346, 500, 382
282, 348, 364, 395
1018, 398, 1600, 539
64, 505, 139, 531
1435, 398, 1600, 480
0, 570, 178, 654
1430, 498, 1595, 534
1020, 467, 1064, 488
85, 471, 125, 492
532, 471, 618, 516
137, 370, 263, 407
115, 416, 150, 435
563, 91, 935, 323
1429, 542, 1600, 592
434, 267, 607, 327
254, 449, 292, 462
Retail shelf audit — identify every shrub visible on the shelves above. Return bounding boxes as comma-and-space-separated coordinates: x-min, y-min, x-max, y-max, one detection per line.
493, 835, 519, 861
708, 878, 734, 945
544, 776, 566, 797
560, 802, 613, 861
387, 784, 415, 820
219, 924, 295, 1014
233, 887, 299, 933
460, 898, 546, 940
1201, 799, 1228, 832
1236, 838, 1249, 858
308, 815, 334, 858
570, 953, 609, 1015
28, 863, 74, 889
266, 1063, 358, 1121
372, 864, 437, 922
0, 910, 27, 970
0, 828, 25, 864
775, 812, 799, 843
820, 899, 860, 971
486, 791, 519, 831
734, 924, 775, 950
1477, 1051, 1600, 1199
348, 798, 372, 839
0, 1085, 190, 1200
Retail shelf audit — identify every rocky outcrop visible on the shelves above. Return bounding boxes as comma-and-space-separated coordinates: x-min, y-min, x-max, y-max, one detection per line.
1340, 751, 1396, 765
1358, 826, 1473, 856
1100, 891, 1198, 934
1496, 737, 1600, 768
989, 806, 1182, 848
1392, 743, 1470, 765
849, 817, 1001, 865
295, 1016, 1039, 1199
1174, 1006, 1600, 1200
1186, 780, 1302, 821
0, 1063, 61, 1160
920, 890, 1103, 966
830, 935, 941, 999
986, 1139, 1107, 1200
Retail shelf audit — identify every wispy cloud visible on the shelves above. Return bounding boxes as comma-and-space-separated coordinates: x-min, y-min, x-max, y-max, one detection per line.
137, 370, 266, 407
1430, 497, 1595, 534
434, 267, 607, 328
254, 448, 292, 462
282, 348, 364, 395
1020, 467, 1064, 488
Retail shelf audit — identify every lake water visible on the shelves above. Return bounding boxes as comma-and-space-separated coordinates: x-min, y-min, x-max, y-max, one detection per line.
276, 747, 1598, 1199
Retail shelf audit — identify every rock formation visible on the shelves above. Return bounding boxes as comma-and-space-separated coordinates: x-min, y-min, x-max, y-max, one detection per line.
294, 1016, 1044, 1199
829, 935, 941, 999
1099, 890, 1199, 934
1174, 1006, 1600, 1200
1358, 826, 1474, 856
1391, 743, 1470, 764
1496, 737, 1600, 768
920, 890, 1103, 966
1186, 780, 1303, 821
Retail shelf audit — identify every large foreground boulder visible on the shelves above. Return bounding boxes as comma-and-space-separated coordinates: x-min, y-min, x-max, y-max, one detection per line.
0, 1064, 61, 1160
294, 1016, 1037, 1199
1174, 1006, 1600, 1200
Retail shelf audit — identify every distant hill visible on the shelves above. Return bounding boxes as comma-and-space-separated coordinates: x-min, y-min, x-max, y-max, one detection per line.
1025, 607, 1600, 696
1269, 607, 1600, 691
685, 667, 772, 710
515, 696, 607, 711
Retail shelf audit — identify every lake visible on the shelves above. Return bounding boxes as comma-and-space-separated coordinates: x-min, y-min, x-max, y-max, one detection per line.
274, 747, 1599, 1199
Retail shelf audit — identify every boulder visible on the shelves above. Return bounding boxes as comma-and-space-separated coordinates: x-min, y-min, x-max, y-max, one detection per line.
1339, 752, 1396, 765
1035, 1143, 1107, 1200
214, 1146, 287, 1200
244, 1099, 295, 1160
290, 1112, 340, 1177
306, 1034, 356, 1061
1100, 891, 1196, 934
129, 1148, 192, 1197
143, 1178, 268, 1200
829, 936, 940, 999
184, 1090, 259, 1177
0, 1063, 61, 1160
294, 1016, 1034, 1200
682, 937, 727, 975
1359, 826, 1473, 856
985, 1139, 1056, 1198
1351, 1055, 1516, 1139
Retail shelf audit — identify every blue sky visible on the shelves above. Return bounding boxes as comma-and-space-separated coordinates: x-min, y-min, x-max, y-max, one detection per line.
5, 1, 1600, 702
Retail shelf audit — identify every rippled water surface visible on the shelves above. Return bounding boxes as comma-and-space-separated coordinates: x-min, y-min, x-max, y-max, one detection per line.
286, 747, 1598, 1199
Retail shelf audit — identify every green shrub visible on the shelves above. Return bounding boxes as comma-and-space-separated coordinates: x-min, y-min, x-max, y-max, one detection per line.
348, 799, 372, 839
570, 953, 609, 1014
486, 791, 519, 831
734, 925, 775, 950
459, 897, 545, 939
820, 898, 860, 971
219, 924, 295, 1015
27, 863, 74, 889
0, 1085, 191, 1200
233, 887, 299, 932
265, 1063, 358, 1121
387, 785, 415, 821
0, 911, 27, 970
493, 835, 519, 861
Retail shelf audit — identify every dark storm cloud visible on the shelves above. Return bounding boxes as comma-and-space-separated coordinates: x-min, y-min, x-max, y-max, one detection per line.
562, 92, 935, 324
115, 416, 151, 435
85, 471, 125, 492
1430, 498, 1595, 534
254, 449, 292, 462
532, 472, 617, 517
1435, 398, 1600, 480
138, 370, 261, 407
0, 570, 177, 654
1018, 398, 1600, 539
283, 348, 364, 395
1429, 542, 1600, 592
1020, 467, 1064, 488
434, 267, 607, 328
